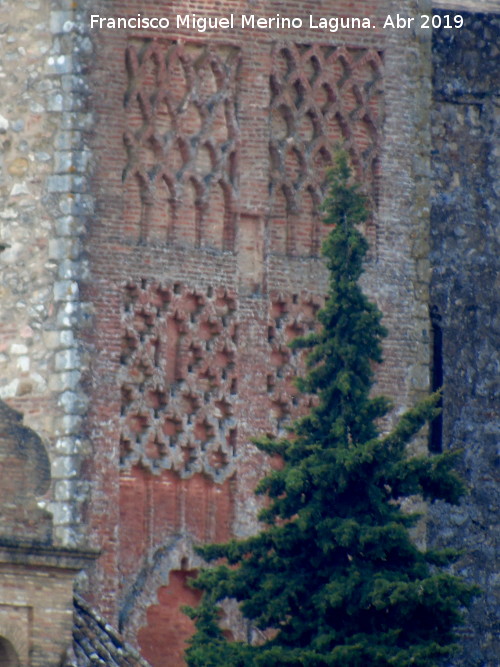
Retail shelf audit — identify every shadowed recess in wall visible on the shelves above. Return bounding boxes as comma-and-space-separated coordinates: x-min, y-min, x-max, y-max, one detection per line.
269, 43, 384, 255
123, 40, 240, 250
0, 400, 52, 544
137, 570, 202, 667
0, 637, 19, 667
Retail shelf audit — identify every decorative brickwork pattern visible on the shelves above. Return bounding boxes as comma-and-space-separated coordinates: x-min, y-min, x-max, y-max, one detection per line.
119, 281, 238, 481
123, 41, 241, 249
269, 43, 383, 255
265, 291, 323, 432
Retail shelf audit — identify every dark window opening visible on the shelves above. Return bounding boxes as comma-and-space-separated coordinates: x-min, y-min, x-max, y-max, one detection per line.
0, 636, 19, 667
429, 305, 443, 453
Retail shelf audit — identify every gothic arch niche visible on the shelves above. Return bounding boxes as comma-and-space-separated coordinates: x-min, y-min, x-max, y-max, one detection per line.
150, 173, 175, 244
268, 185, 289, 253
0, 636, 19, 667
137, 570, 202, 667
203, 180, 233, 250
122, 170, 149, 244
177, 178, 201, 247
295, 187, 319, 256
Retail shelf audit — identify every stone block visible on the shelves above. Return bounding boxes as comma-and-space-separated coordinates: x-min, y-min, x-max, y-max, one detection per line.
51, 456, 78, 480
54, 348, 80, 371
53, 279, 79, 302
50, 11, 74, 35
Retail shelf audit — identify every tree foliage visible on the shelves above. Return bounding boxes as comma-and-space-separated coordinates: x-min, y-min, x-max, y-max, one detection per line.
184, 154, 477, 667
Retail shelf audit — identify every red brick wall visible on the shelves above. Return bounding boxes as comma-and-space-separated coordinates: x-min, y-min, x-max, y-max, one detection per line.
0, 561, 76, 666
137, 570, 202, 667
83, 1, 432, 661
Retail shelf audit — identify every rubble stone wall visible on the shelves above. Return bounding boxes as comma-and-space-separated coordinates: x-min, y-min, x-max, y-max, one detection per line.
0, 0, 94, 546
430, 10, 500, 665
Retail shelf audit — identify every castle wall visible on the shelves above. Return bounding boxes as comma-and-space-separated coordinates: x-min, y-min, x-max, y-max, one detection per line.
431, 10, 500, 665
83, 1, 433, 660
1, 1, 497, 665
0, 0, 94, 546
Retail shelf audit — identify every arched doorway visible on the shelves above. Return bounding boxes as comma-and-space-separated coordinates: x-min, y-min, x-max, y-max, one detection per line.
0, 637, 19, 667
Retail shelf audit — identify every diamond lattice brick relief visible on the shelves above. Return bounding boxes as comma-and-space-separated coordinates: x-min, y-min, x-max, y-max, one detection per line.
269, 43, 383, 255
123, 40, 240, 249
265, 291, 324, 433
120, 281, 239, 481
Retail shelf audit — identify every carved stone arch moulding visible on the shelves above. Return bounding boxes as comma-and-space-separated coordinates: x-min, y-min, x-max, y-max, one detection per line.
123, 40, 241, 251
117, 534, 211, 667
269, 42, 384, 256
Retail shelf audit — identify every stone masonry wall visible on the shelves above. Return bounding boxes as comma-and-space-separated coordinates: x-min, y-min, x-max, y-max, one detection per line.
430, 10, 500, 666
83, 1, 433, 661
0, 0, 95, 546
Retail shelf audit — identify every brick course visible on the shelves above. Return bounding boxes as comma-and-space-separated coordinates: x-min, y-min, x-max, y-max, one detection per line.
82, 1, 433, 661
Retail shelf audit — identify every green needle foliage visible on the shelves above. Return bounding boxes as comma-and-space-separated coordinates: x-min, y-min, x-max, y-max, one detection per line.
184, 154, 478, 667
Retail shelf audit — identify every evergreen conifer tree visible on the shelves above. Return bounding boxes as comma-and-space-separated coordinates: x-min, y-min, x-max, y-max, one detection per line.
184, 154, 477, 667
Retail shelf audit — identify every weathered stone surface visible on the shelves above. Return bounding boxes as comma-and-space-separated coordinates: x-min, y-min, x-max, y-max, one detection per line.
0, 0, 94, 546
430, 10, 500, 666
